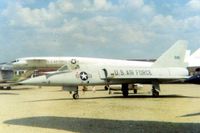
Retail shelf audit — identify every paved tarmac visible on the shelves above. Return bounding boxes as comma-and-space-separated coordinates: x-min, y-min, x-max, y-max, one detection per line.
0, 84, 200, 133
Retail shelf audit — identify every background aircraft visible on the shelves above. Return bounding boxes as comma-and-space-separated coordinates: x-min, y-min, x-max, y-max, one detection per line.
20, 40, 189, 99
186, 48, 200, 75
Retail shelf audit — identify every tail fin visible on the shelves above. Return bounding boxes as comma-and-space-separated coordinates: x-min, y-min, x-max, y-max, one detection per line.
152, 40, 188, 67
190, 48, 200, 58
184, 50, 191, 63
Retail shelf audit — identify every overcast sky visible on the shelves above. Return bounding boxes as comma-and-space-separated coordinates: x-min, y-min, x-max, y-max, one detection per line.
0, 0, 200, 62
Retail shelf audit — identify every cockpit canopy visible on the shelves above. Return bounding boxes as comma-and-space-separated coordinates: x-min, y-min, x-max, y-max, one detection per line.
57, 65, 69, 71
11, 59, 20, 63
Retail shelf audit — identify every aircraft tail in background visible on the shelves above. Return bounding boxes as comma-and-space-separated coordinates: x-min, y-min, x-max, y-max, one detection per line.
190, 48, 200, 58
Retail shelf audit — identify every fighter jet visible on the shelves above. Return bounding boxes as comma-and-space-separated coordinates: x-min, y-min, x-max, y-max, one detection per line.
20, 40, 189, 99
12, 56, 153, 80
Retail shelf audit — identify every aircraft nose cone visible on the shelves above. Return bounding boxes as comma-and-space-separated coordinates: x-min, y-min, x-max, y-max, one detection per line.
19, 75, 48, 85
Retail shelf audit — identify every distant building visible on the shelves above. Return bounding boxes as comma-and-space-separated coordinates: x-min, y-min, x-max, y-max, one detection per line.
0, 64, 14, 82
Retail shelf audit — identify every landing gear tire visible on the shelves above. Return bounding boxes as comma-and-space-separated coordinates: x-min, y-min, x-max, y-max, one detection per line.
152, 89, 159, 97
73, 93, 79, 99
104, 86, 108, 90
6, 87, 11, 90
122, 90, 128, 97
122, 84, 129, 97
133, 89, 137, 94
152, 81, 160, 97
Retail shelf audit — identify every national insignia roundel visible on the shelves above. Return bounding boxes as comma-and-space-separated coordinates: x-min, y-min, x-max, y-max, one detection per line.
71, 59, 76, 64
80, 71, 88, 81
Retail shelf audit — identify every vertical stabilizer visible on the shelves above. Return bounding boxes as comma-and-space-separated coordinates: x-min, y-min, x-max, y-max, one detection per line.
184, 50, 191, 63
152, 40, 187, 67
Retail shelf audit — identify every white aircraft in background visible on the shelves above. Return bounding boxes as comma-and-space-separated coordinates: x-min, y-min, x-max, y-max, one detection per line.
12, 47, 200, 72
12, 57, 152, 70
20, 40, 189, 99
190, 48, 200, 59
187, 48, 200, 68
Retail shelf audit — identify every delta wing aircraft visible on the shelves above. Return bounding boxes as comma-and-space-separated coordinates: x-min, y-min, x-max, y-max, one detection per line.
12, 54, 153, 92
20, 40, 189, 99
12, 55, 152, 82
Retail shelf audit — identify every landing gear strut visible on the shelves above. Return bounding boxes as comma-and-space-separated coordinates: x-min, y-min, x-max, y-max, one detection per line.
152, 81, 160, 97
63, 86, 80, 99
133, 84, 138, 94
133, 89, 137, 94
72, 87, 79, 99
122, 84, 129, 97
105, 85, 112, 94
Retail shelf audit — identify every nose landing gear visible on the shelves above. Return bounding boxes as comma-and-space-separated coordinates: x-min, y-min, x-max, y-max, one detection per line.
72, 88, 79, 99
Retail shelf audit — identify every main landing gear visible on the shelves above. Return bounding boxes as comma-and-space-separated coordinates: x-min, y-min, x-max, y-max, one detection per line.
121, 84, 137, 97
121, 82, 160, 97
133, 89, 137, 94
122, 84, 129, 97
105, 85, 112, 94
152, 81, 160, 97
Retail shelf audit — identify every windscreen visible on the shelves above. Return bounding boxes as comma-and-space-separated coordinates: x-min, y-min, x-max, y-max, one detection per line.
58, 65, 69, 71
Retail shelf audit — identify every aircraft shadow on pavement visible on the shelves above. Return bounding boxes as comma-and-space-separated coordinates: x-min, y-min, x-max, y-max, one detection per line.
11, 87, 33, 91
25, 98, 73, 102
0, 87, 34, 91
25, 94, 199, 103
0, 92, 19, 95
4, 116, 200, 133
180, 112, 200, 117
110, 94, 199, 98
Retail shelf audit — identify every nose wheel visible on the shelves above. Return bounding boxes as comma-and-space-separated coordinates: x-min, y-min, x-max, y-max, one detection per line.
72, 89, 79, 99
73, 93, 79, 99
